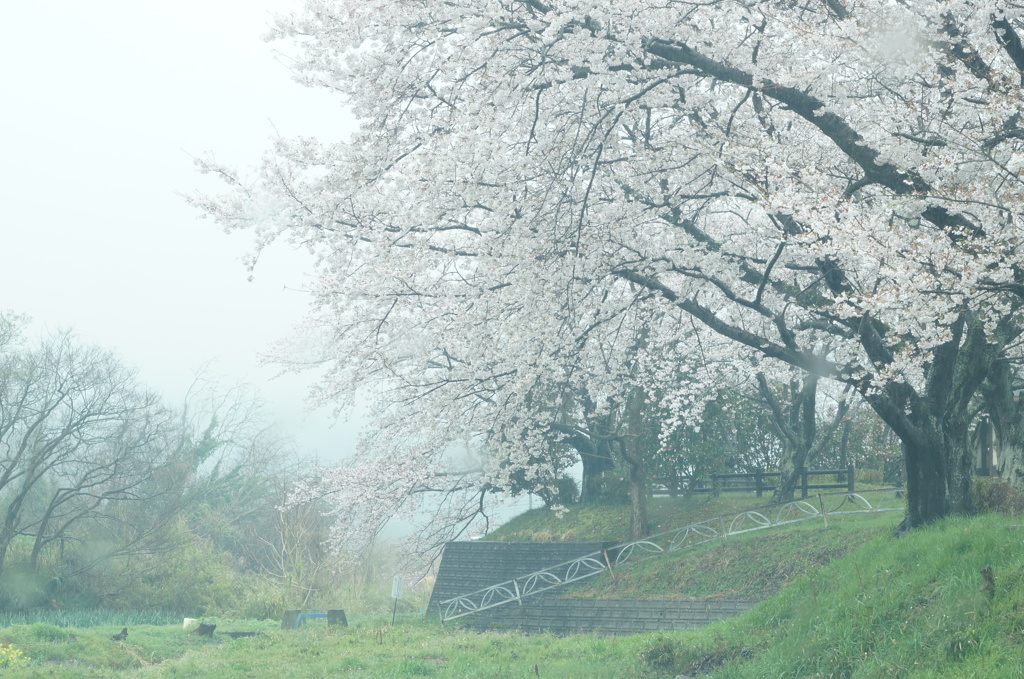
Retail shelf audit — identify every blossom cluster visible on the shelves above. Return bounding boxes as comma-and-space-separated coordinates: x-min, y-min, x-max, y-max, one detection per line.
194, 0, 1024, 546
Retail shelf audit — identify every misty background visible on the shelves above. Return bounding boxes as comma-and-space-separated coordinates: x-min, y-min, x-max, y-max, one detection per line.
1, 0, 359, 458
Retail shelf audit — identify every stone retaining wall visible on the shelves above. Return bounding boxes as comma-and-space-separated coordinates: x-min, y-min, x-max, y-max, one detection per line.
427, 541, 616, 614
428, 541, 756, 634
458, 596, 757, 635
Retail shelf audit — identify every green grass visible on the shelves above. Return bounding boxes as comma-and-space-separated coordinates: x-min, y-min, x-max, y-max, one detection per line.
151, 621, 651, 679
569, 516, 896, 600
0, 609, 184, 628
487, 493, 776, 543
5, 513, 1024, 679
637, 512, 1024, 678
487, 488, 896, 544
0, 616, 653, 678
489, 489, 902, 599
10, 494, 1024, 678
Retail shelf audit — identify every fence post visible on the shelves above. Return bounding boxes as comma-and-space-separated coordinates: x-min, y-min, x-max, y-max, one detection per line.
847, 463, 855, 492
602, 548, 616, 580
801, 468, 809, 499
755, 468, 764, 498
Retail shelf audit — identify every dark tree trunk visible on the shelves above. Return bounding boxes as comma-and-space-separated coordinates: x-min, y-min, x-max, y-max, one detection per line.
838, 412, 854, 470
623, 442, 648, 540
579, 439, 616, 504
900, 421, 975, 530
773, 446, 803, 503
757, 373, 848, 504
864, 314, 995, 532
553, 394, 620, 505
621, 388, 649, 540
984, 357, 1024, 489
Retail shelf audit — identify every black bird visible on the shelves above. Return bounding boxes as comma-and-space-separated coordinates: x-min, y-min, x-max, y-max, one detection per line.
111, 627, 128, 641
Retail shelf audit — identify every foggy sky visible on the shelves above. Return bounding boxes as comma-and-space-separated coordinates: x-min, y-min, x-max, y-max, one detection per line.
0, 0, 361, 459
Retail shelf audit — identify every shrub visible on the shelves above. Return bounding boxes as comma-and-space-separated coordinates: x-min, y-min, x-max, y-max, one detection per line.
973, 477, 1024, 515
550, 475, 579, 506
29, 622, 74, 642
234, 578, 290, 621
854, 468, 884, 486
638, 634, 681, 671
588, 472, 630, 505
640, 634, 753, 676
525, 474, 580, 508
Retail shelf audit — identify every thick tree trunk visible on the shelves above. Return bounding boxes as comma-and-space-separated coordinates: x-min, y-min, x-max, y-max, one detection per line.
621, 388, 649, 540
579, 439, 616, 504
899, 422, 975, 532
759, 374, 813, 504
999, 442, 1024, 490
759, 373, 846, 504
555, 401, 619, 505
772, 444, 806, 503
984, 357, 1024, 490
838, 414, 854, 469
623, 441, 649, 540
866, 315, 993, 533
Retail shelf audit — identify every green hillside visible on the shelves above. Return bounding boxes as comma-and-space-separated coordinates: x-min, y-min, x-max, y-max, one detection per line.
570, 520, 890, 600
487, 491, 900, 600
6, 491, 1024, 677
652, 511, 1024, 678
487, 494, 773, 543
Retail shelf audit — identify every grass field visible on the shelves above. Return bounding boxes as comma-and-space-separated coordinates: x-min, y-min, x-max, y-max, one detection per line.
0, 615, 654, 678
5, 492, 1024, 677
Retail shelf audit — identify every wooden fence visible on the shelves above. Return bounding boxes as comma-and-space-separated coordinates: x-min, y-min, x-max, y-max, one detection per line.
651, 465, 856, 498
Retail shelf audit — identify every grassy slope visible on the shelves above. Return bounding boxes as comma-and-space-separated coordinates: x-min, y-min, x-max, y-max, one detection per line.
574, 518, 892, 600
667, 512, 1024, 678
489, 491, 901, 600
7, 498, 1024, 677
487, 494, 774, 544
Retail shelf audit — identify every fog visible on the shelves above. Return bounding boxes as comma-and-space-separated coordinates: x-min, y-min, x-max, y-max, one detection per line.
0, 0, 361, 458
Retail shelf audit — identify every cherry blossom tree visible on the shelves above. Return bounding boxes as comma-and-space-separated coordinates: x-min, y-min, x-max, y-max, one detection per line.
194, 0, 1024, 535
755, 370, 851, 503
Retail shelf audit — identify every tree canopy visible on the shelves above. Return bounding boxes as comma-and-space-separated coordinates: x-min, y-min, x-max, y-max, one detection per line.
194, 0, 1024, 542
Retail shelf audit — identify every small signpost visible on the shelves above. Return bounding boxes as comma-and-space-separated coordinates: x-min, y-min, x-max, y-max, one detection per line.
391, 575, 403, 625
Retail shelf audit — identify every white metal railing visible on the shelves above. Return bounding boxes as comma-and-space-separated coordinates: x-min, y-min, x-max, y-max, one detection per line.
438, 488, 905, 622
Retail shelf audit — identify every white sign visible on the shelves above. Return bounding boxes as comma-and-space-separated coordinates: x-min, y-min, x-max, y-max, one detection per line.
391, 575, 404, 600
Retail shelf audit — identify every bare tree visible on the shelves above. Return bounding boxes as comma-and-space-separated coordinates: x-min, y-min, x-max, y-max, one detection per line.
0, 327, 186, 603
